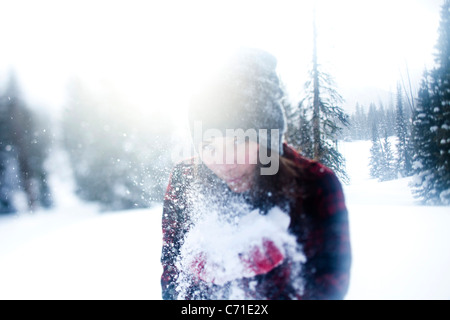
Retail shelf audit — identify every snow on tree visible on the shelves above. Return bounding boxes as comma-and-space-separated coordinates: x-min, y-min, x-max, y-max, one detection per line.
411, 71, 440, 203
411, 0, 450, 204
369, 118, 397, 182
380, 132, 397, 181
345, 102, 396, 142
395, 84, 412, 177
369, 123, 384, 180
433, 0, 450, 204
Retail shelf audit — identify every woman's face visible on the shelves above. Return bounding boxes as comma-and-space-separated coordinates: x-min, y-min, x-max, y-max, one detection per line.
199, 136, 259, 193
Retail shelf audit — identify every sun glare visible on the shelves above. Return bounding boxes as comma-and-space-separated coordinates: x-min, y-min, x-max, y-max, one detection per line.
0, 0, 441, 117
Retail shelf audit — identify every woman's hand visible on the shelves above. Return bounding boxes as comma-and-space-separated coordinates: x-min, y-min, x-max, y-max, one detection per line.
189, 238, 285, 285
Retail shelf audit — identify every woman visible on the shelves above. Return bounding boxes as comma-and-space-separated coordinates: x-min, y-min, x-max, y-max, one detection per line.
161, 48, 351, 300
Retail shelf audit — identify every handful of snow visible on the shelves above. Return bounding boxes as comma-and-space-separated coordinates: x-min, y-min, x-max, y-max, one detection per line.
177, 206, 301, 285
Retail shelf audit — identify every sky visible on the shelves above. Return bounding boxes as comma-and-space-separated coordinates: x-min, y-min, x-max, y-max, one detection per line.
0, 0, 443, 120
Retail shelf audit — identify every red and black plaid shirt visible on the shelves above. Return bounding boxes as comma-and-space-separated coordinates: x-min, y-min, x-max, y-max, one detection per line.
161, 143, 351, 300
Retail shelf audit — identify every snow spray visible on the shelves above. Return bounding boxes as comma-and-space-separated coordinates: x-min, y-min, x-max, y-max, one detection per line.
173, 185, 306, 300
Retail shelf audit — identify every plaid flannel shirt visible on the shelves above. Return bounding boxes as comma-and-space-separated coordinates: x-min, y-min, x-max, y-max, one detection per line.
161, 143, 351, 300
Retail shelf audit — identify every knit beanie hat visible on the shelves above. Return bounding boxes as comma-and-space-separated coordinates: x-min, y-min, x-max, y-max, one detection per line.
188, 47, 287, 155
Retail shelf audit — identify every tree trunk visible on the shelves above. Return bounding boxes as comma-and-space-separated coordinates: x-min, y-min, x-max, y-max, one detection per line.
312, 13, 321, 161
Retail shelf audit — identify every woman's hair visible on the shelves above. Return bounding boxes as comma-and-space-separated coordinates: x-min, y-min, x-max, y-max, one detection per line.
246, 154, 301, 214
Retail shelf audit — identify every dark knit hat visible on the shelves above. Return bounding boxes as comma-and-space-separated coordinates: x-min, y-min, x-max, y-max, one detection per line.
188, 47, 286, 155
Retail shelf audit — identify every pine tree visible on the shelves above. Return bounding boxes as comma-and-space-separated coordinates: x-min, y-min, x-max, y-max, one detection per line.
297, 104, 314, 158
367, 103, 379, 135
377, 103, 387, 138
369, 123, 383, 179
395, 84, 412, 177
411, 0, 450, 204
411, 71, 440, 203
355, 104, 367, 140
433, 0, 450, 203
344, 100, 398, 143
381, 131, 397, 181
386, 104, 397, 138
0, 72, 52, 212
353, 104, 361, 140
282, 83, 308, 156
0, 89, 16, 213
283, 91, 314, 158
346, 104, 364, 141
299, 14, 350, 183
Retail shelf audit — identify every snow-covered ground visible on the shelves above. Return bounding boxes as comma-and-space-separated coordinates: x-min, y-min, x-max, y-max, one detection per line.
0, 140, 449, 299
341, 141, 450, 300
0, 207, 162, 299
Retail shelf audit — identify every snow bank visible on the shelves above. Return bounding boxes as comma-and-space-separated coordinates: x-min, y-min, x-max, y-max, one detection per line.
341, 140, 450, 299
0, 207, 162, 299
346, 202, 450, 299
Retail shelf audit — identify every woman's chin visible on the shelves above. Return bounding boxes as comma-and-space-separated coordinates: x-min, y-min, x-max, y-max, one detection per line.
227, 181, 251, 193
